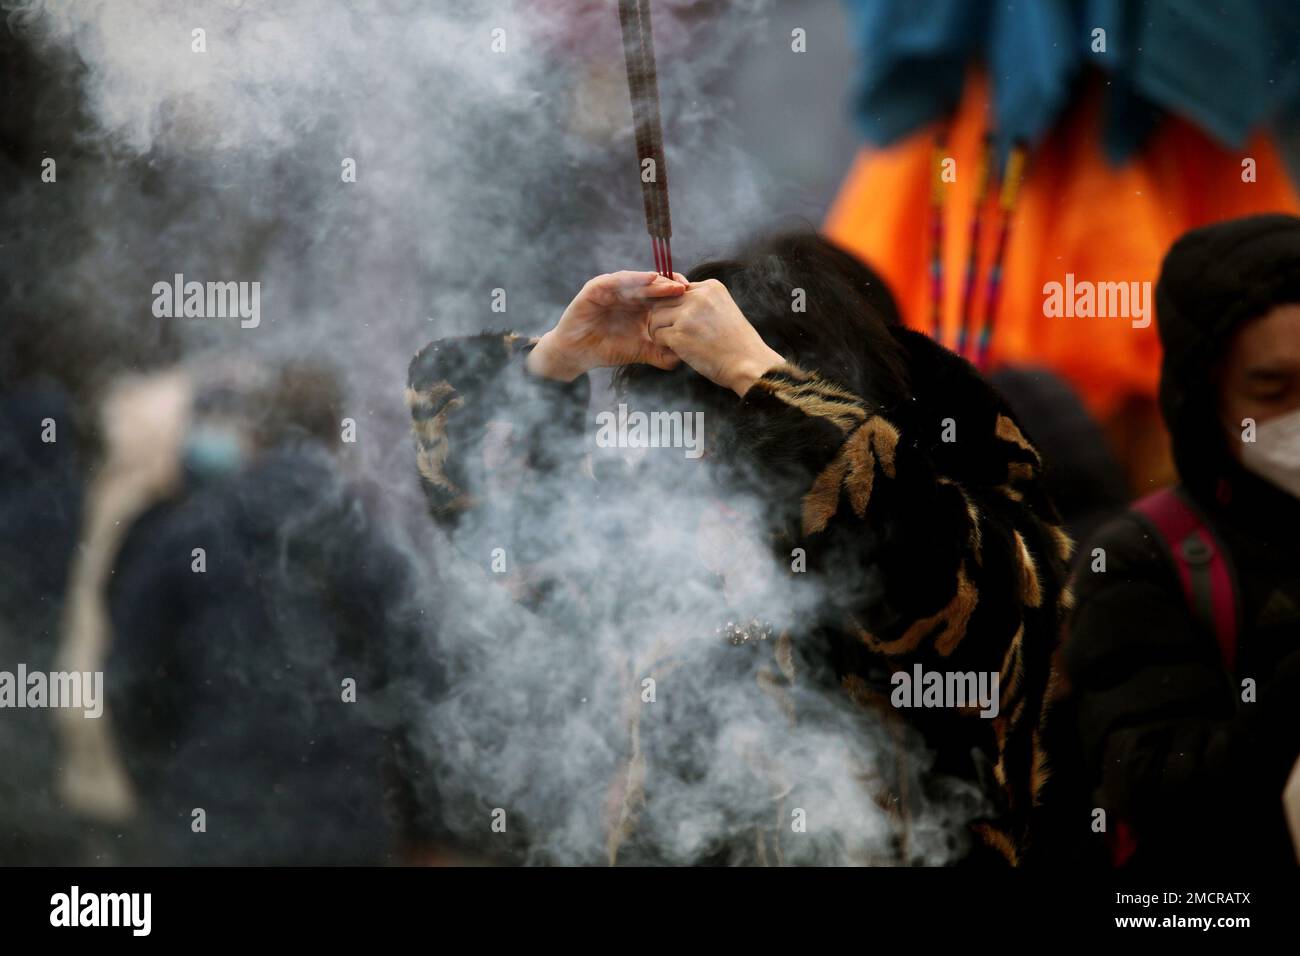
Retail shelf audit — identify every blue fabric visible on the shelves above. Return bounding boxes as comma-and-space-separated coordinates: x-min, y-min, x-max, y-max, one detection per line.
986, 0, 1075, 152
843, 0, 980, 144
844, 0, 1300, 162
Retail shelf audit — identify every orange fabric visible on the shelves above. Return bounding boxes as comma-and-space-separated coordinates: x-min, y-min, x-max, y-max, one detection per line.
825, 73, 1300, 419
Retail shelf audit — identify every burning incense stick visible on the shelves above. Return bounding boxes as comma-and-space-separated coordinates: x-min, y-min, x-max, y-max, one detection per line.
617, 0, 673, 278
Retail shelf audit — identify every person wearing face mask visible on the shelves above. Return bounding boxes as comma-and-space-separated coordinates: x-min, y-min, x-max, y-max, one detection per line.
1064, 214, 1300, 867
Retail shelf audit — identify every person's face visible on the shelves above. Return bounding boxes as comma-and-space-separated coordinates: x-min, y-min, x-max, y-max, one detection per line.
1220, 303, 1300, 458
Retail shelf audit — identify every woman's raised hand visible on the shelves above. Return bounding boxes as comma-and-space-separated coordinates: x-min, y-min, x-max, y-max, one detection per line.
526, 271, 688, 382
647, 279, 784, 396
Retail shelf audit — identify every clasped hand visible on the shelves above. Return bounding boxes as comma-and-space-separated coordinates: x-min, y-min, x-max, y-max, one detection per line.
526, 271, 784, 397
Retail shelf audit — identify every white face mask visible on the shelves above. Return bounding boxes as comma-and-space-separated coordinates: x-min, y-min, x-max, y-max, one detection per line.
1241, 406, 1300, 500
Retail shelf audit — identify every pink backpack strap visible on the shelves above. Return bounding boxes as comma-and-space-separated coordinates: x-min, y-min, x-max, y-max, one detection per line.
1105, 487, 1240, 866
1131, 486, 1239, 671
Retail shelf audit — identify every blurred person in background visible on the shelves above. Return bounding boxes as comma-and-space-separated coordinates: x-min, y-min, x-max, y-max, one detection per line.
0, 0, 181, 865
47, 356, 447, 864
0, 330, 88, 864
1064, 214, 1300, 866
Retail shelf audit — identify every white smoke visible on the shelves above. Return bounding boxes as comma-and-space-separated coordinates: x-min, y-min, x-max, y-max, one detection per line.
2, 0, 982, 864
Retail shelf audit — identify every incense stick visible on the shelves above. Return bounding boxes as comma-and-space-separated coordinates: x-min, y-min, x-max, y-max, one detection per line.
617, 0, 673, 277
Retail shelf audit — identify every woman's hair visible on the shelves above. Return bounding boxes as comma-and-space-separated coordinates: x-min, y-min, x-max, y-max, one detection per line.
614, 231, 911, 416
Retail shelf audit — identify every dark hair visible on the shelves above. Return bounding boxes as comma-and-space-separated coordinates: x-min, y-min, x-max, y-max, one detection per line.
614, 231, 910, 416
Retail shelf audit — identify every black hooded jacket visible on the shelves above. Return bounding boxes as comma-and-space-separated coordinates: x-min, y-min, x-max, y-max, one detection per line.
1064, 214, 1300, 866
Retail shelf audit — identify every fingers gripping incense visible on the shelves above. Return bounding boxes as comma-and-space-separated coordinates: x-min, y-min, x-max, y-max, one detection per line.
617, 0, 673, 277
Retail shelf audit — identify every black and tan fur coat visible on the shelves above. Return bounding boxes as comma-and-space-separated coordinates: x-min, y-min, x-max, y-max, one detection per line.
407, 326, 1071, 864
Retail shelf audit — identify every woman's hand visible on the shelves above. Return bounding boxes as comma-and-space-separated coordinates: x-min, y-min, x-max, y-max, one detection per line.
647, 279, 785, 396
526, 271, 688, 382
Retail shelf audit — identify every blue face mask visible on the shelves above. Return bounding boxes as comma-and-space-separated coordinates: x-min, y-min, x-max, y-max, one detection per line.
183, 424, 244, 477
